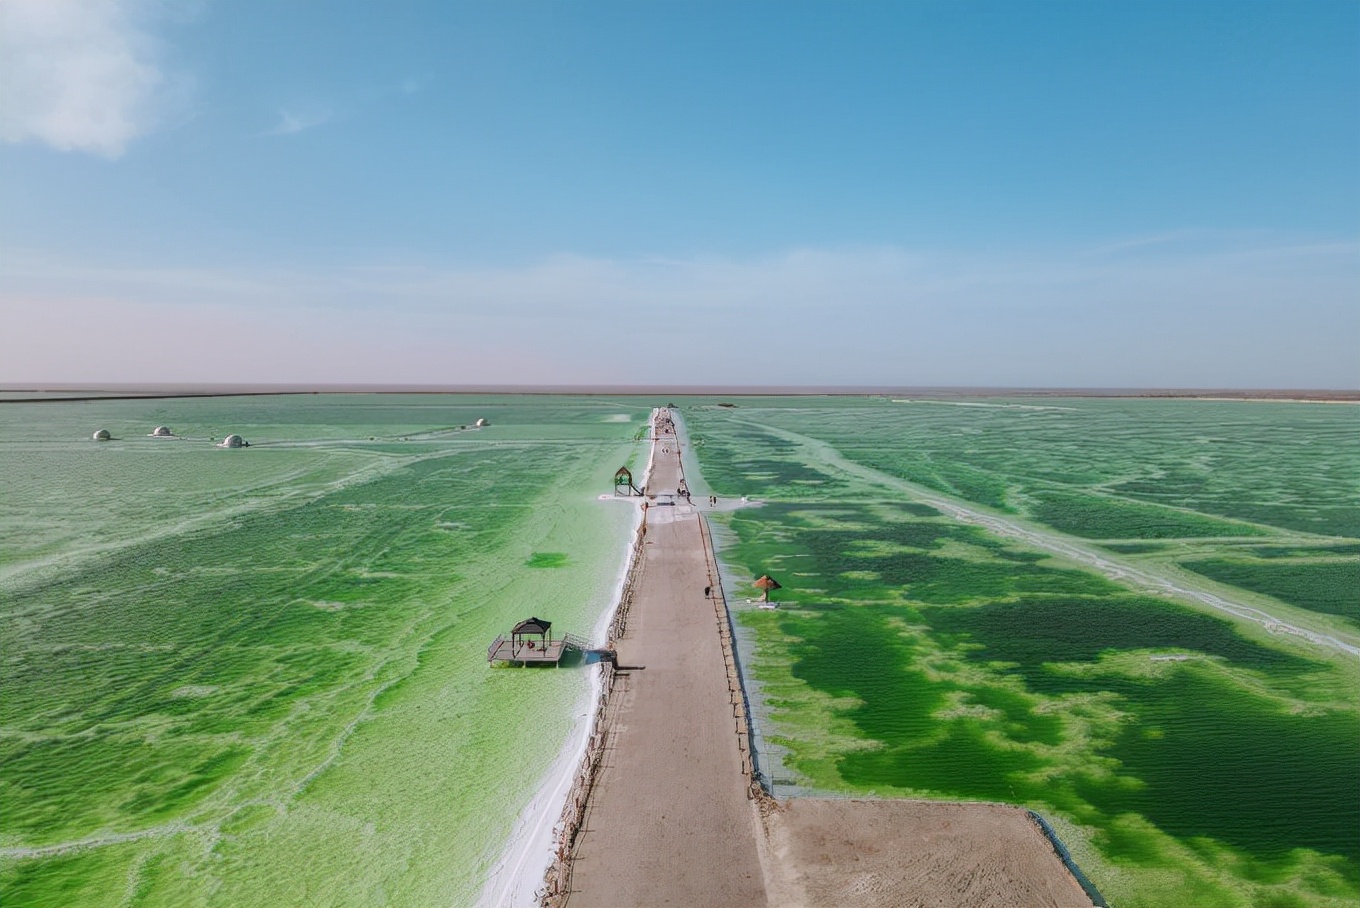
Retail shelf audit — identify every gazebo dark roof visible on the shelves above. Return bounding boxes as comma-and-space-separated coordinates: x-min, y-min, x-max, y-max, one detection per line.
513, 617, 552, 635
614, 466, 632, 478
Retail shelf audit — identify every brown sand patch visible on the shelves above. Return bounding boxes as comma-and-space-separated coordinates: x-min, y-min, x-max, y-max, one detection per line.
758, 798, 1094, 908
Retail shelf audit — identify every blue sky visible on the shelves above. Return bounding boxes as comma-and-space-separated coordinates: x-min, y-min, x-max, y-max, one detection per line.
2, 0, 1356, 387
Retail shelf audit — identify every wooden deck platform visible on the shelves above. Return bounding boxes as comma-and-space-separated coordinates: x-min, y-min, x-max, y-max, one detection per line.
487, 636, 568, 665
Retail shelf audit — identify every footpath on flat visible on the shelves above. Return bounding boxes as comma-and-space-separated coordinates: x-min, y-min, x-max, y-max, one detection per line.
566, 412, 767, 907
559, 409, 1094, 908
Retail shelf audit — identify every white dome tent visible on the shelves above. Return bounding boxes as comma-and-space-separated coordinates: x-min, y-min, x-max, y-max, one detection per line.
92, 429, 111, 441
217, 434, 249, 448
149, 426, 174, 437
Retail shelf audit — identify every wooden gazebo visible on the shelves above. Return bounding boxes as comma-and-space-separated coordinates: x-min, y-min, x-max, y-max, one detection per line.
488, 616, 573, 665
512, 616, 553, 649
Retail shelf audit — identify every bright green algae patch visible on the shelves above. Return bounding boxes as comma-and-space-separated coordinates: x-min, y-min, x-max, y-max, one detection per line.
0, 394, 650, 907
685, 398, 1360, 908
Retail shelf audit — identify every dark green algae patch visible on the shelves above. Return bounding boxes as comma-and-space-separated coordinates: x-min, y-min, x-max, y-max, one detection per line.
726, 502, 1359, 905
683, 400, 1360, 908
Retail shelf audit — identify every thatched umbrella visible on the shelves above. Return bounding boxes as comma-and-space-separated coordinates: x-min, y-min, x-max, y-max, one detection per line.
753, 574, 782, 602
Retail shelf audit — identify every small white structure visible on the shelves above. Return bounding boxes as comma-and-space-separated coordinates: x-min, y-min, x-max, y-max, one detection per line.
217, 434, 248, 448
93, 428, 111, 441
150, 426, 174, 437
474, 418, 489, 428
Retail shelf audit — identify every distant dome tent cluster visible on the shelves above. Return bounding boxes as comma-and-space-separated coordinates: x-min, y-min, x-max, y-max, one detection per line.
87, 414, 494, 447
91, 426, 250, 448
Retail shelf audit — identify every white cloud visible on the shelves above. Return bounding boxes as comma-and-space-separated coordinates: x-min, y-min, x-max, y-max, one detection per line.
268, 107, 332, 136
0, 0, 184, 157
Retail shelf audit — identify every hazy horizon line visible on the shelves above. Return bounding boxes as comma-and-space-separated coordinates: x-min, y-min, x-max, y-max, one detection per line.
3, 383, 1358, 403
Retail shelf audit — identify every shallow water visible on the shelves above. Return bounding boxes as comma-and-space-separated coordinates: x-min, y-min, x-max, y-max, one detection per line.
685, 397, 1360, 908
8, 394, 1356, 907
0, 395, 649, 906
